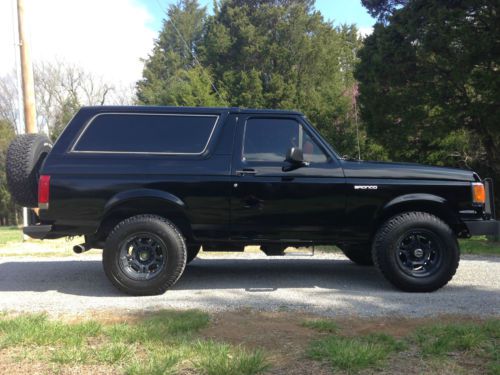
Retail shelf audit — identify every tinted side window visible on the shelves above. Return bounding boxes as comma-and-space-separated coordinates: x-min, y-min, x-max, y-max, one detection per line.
74, 114, 218, 153
243, 118, 328, 163
243, 118, 299, 162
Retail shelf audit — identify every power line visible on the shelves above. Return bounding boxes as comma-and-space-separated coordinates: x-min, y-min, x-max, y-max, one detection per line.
153, 0, 227, 105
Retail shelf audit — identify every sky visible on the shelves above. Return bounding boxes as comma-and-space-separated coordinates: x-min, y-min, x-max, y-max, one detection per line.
0, 0, 376, 89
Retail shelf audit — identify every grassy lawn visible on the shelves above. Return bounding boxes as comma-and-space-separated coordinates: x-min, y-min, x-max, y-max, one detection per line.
0, 310, 268, 375
0, 226, 22, 245
304, 317, 499, 374
459, 236, 500, 255
0, 311, 497, 374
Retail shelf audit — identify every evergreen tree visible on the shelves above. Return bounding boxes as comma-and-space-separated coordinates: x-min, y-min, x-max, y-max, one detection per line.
0, 120, 16, 225
356, 0, 500, 212
138, 0, 368, 156
137, 0, 226, 106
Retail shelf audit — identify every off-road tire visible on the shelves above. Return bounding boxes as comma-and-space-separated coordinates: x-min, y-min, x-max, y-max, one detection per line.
6, 133, 52, 207
186, 245, 201, 264
103, 215, 187, 296
340, 244, 374, 266
372, 212, 459, 292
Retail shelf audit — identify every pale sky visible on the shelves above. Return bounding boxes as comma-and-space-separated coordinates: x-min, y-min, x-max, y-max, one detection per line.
0, 0, 375, 88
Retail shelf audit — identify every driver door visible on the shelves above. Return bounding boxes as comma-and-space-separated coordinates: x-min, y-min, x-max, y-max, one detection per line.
229, 115, 346, 242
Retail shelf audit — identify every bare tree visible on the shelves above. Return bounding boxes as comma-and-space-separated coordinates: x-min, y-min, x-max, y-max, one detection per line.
0, 73, 19, 133
0, 60, 136, 138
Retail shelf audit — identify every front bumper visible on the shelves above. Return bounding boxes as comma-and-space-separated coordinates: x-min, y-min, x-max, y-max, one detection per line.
23, 224, 53, 239
464, 220, 500, 236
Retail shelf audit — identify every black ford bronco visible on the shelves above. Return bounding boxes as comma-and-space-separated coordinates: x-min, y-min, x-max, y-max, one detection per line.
6, 106, 499, 295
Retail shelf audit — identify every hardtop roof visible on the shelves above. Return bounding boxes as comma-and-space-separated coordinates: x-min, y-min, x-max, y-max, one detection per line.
80, 105, 303, 116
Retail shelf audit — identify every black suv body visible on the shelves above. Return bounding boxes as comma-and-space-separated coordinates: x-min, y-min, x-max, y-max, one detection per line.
8, 106, 499, 295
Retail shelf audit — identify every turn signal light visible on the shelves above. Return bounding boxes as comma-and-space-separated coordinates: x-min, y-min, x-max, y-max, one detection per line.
472, 182, 486, 204
38, 175, 50, 209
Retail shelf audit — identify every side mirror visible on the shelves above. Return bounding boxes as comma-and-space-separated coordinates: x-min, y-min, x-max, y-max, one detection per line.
283, 147, 309, 172
286, 147, 304, 164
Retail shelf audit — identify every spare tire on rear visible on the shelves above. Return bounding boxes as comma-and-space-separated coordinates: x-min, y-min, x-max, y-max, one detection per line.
6, 133, 52, 207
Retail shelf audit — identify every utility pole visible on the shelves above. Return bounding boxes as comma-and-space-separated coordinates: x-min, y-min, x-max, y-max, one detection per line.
16, 0, 37, 237
17, 0, 37, 134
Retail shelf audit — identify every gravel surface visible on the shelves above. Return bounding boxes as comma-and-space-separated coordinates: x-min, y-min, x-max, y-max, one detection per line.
0, 252, 498, 317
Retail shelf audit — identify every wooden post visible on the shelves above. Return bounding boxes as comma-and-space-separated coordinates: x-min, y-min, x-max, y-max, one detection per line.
16, 0, 37, 239
17, 0, 37, 134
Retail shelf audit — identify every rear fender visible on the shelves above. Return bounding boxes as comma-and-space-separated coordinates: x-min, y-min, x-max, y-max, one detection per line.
97, 189, 190, 240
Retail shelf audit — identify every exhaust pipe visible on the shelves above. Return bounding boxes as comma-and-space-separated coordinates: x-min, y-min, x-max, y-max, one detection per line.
73, 243, 92, 254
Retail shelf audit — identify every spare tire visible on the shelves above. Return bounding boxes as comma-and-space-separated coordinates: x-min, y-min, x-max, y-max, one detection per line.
6, 133, 52, 207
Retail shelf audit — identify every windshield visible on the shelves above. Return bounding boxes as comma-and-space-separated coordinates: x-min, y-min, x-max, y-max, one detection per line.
301, 116, 341, 160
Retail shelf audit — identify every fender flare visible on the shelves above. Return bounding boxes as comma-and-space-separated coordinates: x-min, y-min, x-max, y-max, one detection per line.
374, 193, 460, 230
103, 188, 186, 216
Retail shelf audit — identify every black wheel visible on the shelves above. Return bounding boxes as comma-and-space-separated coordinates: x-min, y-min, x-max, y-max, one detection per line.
260, 245, 286, 256
103, 215, 187, 296
340, 244, 374, 266
186, 244, 201, 264
372, 212, 459, 292
6, 133, 52, 207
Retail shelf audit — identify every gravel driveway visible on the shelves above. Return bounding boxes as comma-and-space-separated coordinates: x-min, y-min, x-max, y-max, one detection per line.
0, 252, 498, 317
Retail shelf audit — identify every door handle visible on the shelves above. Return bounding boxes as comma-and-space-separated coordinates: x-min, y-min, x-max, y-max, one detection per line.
236, 168, 257, 176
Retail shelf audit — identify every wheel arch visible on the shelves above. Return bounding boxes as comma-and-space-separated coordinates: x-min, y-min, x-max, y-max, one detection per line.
372, 194, 464, 237
96, 189, 191, 243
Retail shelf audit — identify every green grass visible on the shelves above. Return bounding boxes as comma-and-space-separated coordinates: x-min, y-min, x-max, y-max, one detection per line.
414, 320, 500, 374
459, 236, 500, 255
305, 320, 499, 374
0, 311, 268, 374
125, 352, 180, 375
307, 333, 402, 373
0, 311, 498, 374
194, 341, 269, 375
0, 314, 101, 348
302, 319, 339, 333
0, 226, 22, 245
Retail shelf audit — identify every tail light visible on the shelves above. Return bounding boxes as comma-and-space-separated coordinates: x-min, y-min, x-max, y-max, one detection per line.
38, 175, 50, 209
472, 182, 486, 204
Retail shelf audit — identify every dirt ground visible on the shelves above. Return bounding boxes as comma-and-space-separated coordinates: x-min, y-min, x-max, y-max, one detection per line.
0, 309, 496, 375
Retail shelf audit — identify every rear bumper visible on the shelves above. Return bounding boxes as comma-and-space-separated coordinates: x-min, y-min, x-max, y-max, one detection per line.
23, 224, 53, 239
464, 220, 500, 236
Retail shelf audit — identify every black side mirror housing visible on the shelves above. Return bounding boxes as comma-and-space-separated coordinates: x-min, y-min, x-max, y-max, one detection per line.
283, 147, 309, 172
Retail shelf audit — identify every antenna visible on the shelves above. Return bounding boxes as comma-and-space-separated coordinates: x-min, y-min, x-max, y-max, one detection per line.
354, 96, 361, 160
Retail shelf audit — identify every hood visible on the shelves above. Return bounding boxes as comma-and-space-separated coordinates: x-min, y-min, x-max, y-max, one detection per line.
341, 160, 476, 182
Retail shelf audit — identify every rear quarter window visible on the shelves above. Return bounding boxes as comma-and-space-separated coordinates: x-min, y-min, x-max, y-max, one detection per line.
72, 113, 218, 154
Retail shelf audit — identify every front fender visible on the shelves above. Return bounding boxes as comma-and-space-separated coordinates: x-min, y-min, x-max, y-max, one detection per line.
384, 193, 447, 210
374, 193, 460, 230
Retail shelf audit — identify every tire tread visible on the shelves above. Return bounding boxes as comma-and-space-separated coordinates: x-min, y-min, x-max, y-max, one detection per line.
103, 214, 186, 295
372, 211, 459, 292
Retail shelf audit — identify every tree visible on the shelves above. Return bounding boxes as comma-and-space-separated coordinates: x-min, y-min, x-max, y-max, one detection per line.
0, 75, 18, 131
34, 61, 116, 140
139, 0, 369, 157
136, 0, 225, 105
361, 0, 409, 21
202, 0, 368, 155
0, 120, 16, 225
0, 61, 134, 141
356, 0, 500, 213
